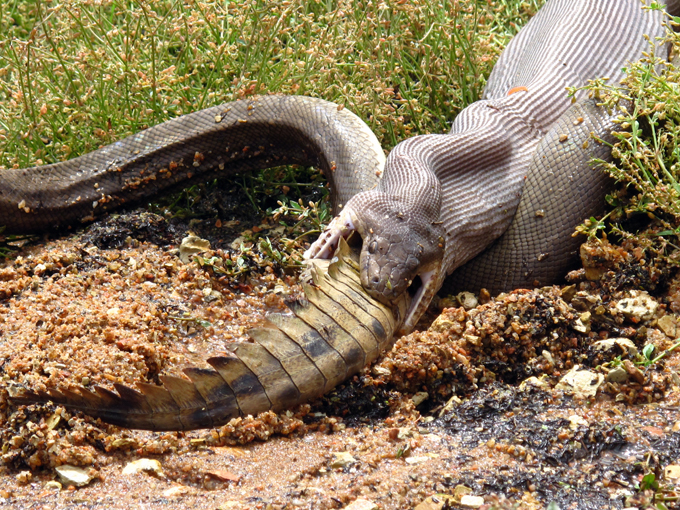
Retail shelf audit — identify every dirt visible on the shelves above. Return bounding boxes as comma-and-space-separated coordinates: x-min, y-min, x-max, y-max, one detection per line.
2, 212, 680, 510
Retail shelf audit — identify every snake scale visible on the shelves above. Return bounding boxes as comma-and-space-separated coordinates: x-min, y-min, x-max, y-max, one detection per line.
7, 0, 680, 430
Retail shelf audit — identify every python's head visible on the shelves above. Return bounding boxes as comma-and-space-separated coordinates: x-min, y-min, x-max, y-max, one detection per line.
352, 194, 444, 330
304, 190, 445, 332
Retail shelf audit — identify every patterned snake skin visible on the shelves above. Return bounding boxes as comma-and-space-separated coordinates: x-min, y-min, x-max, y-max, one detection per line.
1, 0, 678, 328
308, 0, 679, 330
7, 0, 680, 431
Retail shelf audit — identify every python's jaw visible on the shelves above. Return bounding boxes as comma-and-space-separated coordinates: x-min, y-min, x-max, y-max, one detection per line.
400, 264, 440, 334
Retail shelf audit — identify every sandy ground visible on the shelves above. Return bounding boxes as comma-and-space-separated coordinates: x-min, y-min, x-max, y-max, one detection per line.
2, 211, 680, 510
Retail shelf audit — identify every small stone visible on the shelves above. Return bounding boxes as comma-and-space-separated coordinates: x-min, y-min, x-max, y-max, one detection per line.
54, 465, 94, 487
46, 412, 62, 431
179, 234, 211, 264
658, 315, 678, 338
453, 485, 473, 499
541, 350, 555, 365
330, 451, 356, 469
555, 365, 604, 398
16, 471, 32, 485
614, 291, 659, 321
665, 465, 680, 479
593, 338, 638, 357
519, 375, 550, 391
623, 360, 646, 385
414, 494, 457, 510
206, 470, 241, 483
397, 427, 414, 439
456, 291, 478, 310
163, 485, 191, 498
460, 495, 485, 508
568, 414, 589, 430
45, 481, 62, 490
218, 502, 241, 510
560, 285, 577, 302
122, 458, 164, 477
571, 317, 589, 333
404, 456, 430, 465
439, 395, 463, 416
411, 391, 429, 406
606, 366, 629, 383
429, 316, 456, 333
110, 438, 137, 449
343, 498, 378, 510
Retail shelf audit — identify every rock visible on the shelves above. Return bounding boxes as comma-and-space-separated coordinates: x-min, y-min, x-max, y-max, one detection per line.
614, 291, 659, 322
344, 498, 378, 510
665, 465, 680, 479
179, 234, 211, 264
163, 485, 192, 498
330, 451, 356, 469
404, 456, 431, 465
122, 458, 164, 477
45, 481, 62, 490
568, 415, 589, 430
439, 395, 463, 416
414, 494, 457, 510
54, 465, 94, 487
593, 338, 638, 357
623, 360, 646, 384
541, 350, 555, 365
411, 391, 429, 406
519, 375, 551, 391
206, 470, 241, 483
571, 317, 589, 333
218, 502, 241, 510
606, 366, 629, 383
456, 291, 478, 310
460, 495, 485, 508
16, 471, 32, 485
658, 314, 679, 338
555, 365, 604, 398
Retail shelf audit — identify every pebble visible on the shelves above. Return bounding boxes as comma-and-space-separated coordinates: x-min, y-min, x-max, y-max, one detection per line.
555, 365, 604, 398
16, 471, 32, 485
45, 481, 62, 490
614, 291, 658, 321
593, 338, 638, 357
456, 291, 478, 310
411, 391, 429, 406
122, 458, 164, 477
55, 465, 93, 487
330, 451, 356, 469
179, 234, 211, 263
460, 495, 485, 508
606, 366, 629, 383
343, 498, 378, 510
658, 314, 678, 338
519, 375, 551, 391
665, 465, 680, 479
404, 456, 431, 465
414, 494, 456, 510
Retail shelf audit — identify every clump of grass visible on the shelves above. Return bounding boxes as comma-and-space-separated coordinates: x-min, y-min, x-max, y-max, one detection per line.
574, 14, 680, 264
0, 0, 540, 257
0, 0, 538, 168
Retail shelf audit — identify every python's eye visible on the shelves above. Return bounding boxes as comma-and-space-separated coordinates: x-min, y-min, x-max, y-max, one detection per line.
368, 240, 377, 254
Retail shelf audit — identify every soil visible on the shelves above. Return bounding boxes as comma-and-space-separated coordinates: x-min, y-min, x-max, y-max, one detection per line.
2, 210, 680, 510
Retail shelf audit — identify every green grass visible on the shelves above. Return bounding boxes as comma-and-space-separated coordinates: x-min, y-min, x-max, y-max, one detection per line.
574, 14, 680, 262
0, 0, 539, 171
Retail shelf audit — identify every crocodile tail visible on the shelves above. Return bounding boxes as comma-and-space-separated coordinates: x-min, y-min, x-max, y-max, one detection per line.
9, 239, 408, 431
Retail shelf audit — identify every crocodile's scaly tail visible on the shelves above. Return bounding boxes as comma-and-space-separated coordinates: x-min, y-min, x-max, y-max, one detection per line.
9, 239, 408, 431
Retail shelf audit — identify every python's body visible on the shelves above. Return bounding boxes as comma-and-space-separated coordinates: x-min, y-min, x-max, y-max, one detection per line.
6, 0, 679, 429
